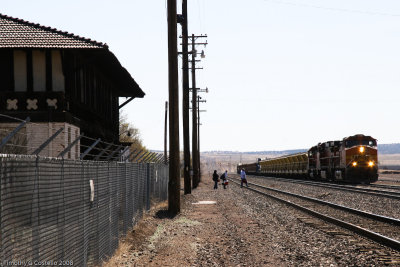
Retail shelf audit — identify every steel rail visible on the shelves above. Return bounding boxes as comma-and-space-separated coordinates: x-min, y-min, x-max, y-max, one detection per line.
240, 178, 400, 226
231, 179, 400, 252
379, 178, 400, 183
294, 179, 400, 198
259, 176, 400, 200
366, 184, 400, 191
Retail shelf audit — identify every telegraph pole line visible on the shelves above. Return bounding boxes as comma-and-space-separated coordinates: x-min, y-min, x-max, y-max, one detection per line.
190, 34, 207, 188
191, 33, 198, 189
180, 0, 191, 194
167, 0, 180, 214
197, 96, 206, 183
197, 97, 201, 181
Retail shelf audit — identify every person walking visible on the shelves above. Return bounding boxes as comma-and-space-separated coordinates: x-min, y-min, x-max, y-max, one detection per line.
221, 170, 228, 189
240, 169, 248, 188
212, 170, 219, 189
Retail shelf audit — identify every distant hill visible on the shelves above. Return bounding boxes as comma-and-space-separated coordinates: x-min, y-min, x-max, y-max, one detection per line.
378, 144, 400, 154
204, 149, 307, 155
204, 144, 400, 155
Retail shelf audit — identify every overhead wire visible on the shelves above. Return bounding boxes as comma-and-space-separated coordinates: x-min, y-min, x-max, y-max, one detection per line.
262, 0, 400, 17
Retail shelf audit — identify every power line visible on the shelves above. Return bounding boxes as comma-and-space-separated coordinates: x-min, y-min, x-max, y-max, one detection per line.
263, 0, 400, 17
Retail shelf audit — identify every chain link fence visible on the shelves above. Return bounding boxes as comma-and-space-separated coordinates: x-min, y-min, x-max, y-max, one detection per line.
0, 154, 168, 267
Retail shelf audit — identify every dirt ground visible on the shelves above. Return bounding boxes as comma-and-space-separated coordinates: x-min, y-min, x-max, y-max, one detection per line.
101, 176, 398, 267
102, 178, 283, 267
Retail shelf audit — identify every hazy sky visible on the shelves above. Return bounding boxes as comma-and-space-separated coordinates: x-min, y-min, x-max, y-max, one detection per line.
2, 1, 400, 151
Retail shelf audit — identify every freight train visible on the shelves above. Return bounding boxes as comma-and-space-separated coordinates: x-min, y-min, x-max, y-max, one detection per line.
237, 134, 378, 183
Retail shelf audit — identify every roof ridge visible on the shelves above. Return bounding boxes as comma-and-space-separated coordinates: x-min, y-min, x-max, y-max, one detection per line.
0, 13, 108, 49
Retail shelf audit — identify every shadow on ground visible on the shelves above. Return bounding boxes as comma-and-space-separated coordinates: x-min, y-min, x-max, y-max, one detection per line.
154, 209, 177, 219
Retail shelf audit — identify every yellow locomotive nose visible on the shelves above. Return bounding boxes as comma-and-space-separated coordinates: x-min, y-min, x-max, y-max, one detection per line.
359, 146, 365, 153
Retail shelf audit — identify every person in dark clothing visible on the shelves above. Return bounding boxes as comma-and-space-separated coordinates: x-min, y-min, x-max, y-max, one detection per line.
212, 170, 219, 189
240, 169, 248, 188
221, 170, 228, 189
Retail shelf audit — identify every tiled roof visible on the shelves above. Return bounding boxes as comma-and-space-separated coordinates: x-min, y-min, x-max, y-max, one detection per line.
0, 13, 106, 49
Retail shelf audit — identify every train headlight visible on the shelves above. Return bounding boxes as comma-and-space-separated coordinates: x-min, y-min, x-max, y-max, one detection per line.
368, 161, 374, 167
352, 162, 357, 167
359, 147, 365, 153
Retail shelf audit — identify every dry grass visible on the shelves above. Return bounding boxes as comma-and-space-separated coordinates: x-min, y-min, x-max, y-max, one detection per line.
99, 201, 168, 267
100, 242, 131, 267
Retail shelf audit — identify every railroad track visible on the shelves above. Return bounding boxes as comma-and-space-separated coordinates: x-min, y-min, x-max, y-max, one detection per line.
231, 178, 400, 252
253, 176, 400, 200
368, 183, 400, 191
379, 178, 400, 183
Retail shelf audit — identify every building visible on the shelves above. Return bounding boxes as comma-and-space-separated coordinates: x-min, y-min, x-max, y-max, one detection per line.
0, 13, 144, 159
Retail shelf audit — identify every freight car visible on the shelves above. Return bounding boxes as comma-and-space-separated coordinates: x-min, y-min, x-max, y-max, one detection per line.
237, 134, 378, 183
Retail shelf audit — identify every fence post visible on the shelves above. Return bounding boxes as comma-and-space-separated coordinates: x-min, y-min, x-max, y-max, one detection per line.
0, 116, 30, 152
120, 146, 130, 162
94, 143, 113, 161
81, 138, 101, 160
146, 163, 151, 211
32, 127, 64, 155
105, 145, 122, 161
58, 134, 83, 158
58, 158, 66, 262
0, 157, 2, 261
31, 156, 40, 262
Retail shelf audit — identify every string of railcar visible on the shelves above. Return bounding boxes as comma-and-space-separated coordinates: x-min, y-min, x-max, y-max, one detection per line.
238, 134, 379, 184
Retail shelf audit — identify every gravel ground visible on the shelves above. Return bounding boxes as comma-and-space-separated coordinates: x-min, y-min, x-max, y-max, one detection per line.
102, 177, 400, 266
249, 175, 400, 220
379, 174, 400, 184
236, 177, 400, 241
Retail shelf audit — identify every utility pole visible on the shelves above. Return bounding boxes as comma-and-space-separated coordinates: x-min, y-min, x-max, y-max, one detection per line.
197, 96, 201, 181
190, 34, 207, 188
180, 0, 191, 194
197, 95, 206, 183
198, 97, 200, 181
191, 33, 198, 189
167, 0, 180, 214
164, 101, 168, 164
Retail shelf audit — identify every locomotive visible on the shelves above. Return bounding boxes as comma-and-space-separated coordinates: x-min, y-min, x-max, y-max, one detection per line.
237, 134, 378, 183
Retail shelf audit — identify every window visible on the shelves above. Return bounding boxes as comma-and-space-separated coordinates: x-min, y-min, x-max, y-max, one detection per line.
32, 50, 46, 92
0, 49, 14, 91
14, 50, 27, 92
51, 50, 65, 92
345, 140, 377, 148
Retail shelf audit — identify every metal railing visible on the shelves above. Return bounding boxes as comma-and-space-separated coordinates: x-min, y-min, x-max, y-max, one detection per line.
0, 154, 168, 267
0, 114, 167, 164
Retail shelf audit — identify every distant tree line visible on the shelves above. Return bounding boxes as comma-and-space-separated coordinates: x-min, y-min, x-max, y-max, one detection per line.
119, 112, 148, 154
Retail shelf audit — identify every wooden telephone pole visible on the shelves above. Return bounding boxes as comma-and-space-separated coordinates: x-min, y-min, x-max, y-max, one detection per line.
167, 0, 180, 214
190, 34, 207, 188
191, 33, 198, 188
181, 0, 191, 194
164, 101, 168, 164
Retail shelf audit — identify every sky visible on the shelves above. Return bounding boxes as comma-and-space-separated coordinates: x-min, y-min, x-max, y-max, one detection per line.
2, 0, 400, 151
